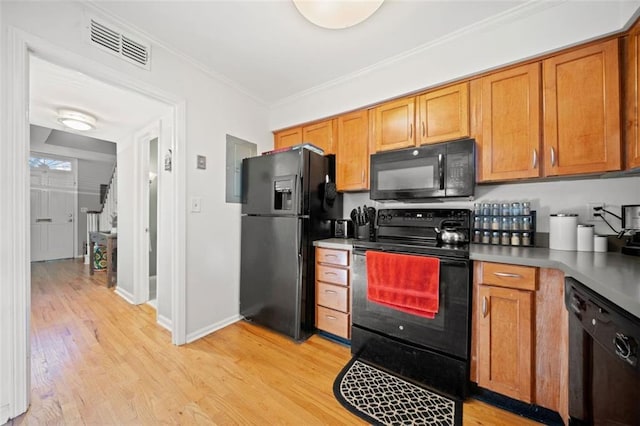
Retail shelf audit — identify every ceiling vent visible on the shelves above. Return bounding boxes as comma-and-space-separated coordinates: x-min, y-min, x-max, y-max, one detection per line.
88, 18, 151, 70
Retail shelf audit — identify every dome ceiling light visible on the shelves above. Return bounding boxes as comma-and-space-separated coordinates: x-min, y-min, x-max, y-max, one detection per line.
293, 0, 384, 30
57, 109, 97, 131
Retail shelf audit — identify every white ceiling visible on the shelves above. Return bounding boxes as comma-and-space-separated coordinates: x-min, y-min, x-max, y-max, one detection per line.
91, 0, 532, 105
29, 55, 170, 143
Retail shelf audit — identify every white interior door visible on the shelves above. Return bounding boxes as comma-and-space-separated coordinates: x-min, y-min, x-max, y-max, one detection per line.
30, 158, 77, 262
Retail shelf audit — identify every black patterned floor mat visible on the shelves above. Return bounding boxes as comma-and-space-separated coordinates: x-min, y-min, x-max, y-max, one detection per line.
333, 358, 462, 426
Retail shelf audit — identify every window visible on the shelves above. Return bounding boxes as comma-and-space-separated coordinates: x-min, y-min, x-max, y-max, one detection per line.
29, 156, 72, 171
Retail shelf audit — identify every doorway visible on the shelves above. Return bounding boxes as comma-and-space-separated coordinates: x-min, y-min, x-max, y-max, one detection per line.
1, 29, 188, 420
148, 137, 159, 307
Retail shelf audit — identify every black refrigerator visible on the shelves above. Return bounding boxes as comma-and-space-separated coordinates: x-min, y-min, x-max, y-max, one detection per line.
240, 148, 342, 341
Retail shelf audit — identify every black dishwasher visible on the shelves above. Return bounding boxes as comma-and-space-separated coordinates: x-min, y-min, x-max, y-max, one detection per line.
565, 277, 640, 426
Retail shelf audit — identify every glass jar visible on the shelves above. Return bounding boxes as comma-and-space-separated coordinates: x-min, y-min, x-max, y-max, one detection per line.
511, 217, 521, 231
501, 203, 511, 216
491, 217, 500, 230
491, 203, 500, 216
511, 202, 522, 216
522, 232, 531, 246
501, 217, 510, 230
491, 231, 500, 245
482, 203, 491, 216
473, 203, 481, 215
482, 217, 490, 229
501, 232, 510, 245
522, 202, 531, 215
474, 216, 481, 229
511, 232, 521, 246
482, 231, 491, 244
473, 230, 481, 243
522, 216, 532, 231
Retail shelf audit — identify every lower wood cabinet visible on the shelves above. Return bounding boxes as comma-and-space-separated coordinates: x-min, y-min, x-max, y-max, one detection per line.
471, 261, 569, 419
315, 247, 351, 339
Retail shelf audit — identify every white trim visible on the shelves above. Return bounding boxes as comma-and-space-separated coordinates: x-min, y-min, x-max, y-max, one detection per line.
4, 27, 189, 419
114, 285, 136, 305
1, 404, 10, 425
157, 314, 172, 332
186, 315, 242, 344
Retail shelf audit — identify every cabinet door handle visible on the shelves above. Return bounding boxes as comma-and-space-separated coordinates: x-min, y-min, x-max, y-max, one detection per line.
550, 147, 556, 167
409, 123, 413, 139
493, 272, 523, 278
361, 170, 365, 184
324, 290, 337, 294
532, 149, 538, 169
482, 296, 488, 317
422, 121, 426, 137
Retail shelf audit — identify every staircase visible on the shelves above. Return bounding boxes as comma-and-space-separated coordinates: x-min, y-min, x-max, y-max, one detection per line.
85, 164, 117, 263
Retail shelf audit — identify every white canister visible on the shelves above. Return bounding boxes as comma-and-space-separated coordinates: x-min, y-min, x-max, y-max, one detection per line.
594, 235, 608, 253
549, 213, 579, 250
577, 224, 594, 252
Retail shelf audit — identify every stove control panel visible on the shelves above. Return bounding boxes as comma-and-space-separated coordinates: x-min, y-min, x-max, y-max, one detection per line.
377, 208, 471, 228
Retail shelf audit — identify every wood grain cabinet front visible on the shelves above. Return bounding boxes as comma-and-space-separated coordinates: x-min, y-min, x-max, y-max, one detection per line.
315, 247, 351, 340
417, 82, 470, 145
543, 39, 622, 176
274, 127, 302, 150
624, 23, 640, 170
302, 119, 337, 155
372, 96, 416, 152
336, 109, 370, 191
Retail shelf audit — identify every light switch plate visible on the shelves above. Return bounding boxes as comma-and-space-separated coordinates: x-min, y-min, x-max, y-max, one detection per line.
191, 197, 202, 213
197, 155, 206, 170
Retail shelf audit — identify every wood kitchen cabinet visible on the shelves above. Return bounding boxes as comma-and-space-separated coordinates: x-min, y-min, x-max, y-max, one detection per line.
475, 262, 535, 403
543, 39, 622, 176
336, 109, 369, 191
471, 262, 569, 418
302, 119, 337, 155
315, 247, 351, 340
624, 23, 640, 170
274, 127, 302, 150
274, 120, 336, 154
372, 96, 416, 152
474, 63, 542, 182
417, 82, 469, 145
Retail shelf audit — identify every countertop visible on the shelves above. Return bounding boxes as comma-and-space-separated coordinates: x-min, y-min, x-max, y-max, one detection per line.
313, 238, 640, 319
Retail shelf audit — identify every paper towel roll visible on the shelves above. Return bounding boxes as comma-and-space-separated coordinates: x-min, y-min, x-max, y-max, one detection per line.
549, 214, 578, 251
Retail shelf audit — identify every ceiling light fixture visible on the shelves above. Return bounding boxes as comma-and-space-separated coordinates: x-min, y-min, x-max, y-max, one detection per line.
293, 0, 384, 30
57, 109, 97, 131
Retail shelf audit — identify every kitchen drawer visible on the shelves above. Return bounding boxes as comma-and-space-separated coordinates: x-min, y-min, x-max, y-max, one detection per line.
316, 247, 350, 267
316, 306, 350, 339
481, 262, 537, 291
316, 264, 349, 286
316, 282, 349, 312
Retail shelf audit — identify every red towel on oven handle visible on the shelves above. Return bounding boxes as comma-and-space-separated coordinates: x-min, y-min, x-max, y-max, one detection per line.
366, 251, 440, 319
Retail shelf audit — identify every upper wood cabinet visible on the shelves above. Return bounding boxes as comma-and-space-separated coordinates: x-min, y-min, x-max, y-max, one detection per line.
302, 119, 337, 155
475, 63, 542, 182
337, 109, 369, 191
417, 82, 469, 145
624, 23, 640, 170
274, 127, 302, 150
543, 39, 622, 176
373, 96, 416, 152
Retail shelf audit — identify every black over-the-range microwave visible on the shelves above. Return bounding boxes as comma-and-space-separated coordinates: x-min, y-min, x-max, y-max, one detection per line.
370, 138, 476, 201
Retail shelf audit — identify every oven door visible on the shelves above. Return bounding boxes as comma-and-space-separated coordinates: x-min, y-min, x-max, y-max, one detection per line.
352, 248, 472, 360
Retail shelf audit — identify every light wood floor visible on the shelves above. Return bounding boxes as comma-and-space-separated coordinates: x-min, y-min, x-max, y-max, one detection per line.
10, 259, 540, 425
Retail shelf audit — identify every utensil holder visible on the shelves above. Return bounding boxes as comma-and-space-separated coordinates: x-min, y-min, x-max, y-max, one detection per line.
354, 224, 370, 240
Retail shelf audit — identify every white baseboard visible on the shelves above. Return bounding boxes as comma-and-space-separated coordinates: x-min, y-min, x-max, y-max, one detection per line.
1, 403, 10, 425
157, 314, 172, 332
186, 314, 241, 343
114, 286, 136, 304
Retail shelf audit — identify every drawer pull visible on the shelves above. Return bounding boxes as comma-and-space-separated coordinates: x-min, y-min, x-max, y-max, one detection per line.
324, 271, 338, 276
324, 290, 337, 294
325, 315, 337, 320
482, 296, 488, 317
493, 272, 523, 279
324, 254, 337, 259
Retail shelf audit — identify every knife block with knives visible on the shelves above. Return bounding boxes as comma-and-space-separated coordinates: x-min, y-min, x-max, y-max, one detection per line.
350, 205, 376, 241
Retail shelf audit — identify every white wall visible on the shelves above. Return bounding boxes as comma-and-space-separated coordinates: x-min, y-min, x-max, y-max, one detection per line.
343, 175, 640, 238
1, 1, 272, 419
269, 1, 640, 129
